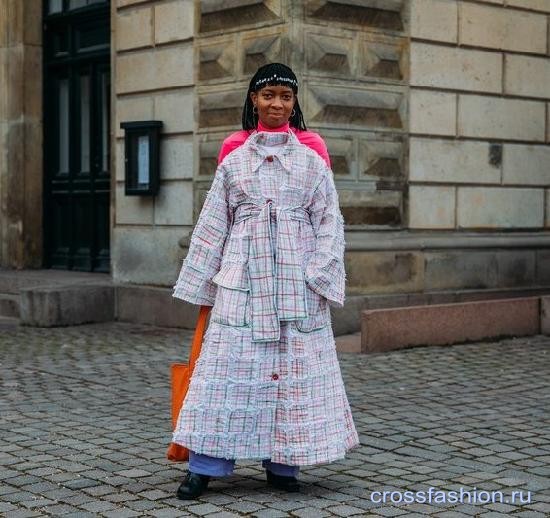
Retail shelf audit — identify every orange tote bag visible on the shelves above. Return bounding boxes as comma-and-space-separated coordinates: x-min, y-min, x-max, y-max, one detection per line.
166, 305, 211, 462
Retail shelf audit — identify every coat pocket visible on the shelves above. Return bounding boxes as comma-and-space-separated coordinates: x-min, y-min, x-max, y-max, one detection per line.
211, 263, 251, 327
294, 282, 330, 333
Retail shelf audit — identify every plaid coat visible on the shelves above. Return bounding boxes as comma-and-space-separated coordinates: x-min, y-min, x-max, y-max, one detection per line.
172, 129, 360, 465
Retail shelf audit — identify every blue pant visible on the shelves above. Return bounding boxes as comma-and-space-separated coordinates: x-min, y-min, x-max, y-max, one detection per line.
189, 450, 300, 477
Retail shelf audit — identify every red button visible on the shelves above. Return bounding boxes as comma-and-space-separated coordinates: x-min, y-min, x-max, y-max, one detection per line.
266, 156, 273, 162
271, 373, 279, 380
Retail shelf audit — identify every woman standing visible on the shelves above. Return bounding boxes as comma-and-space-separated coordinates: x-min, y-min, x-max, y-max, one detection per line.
171, 63, 360, 499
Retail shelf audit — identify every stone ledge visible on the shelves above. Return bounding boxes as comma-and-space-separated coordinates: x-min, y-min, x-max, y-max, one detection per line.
361, 297, 540, 353
19, 284, 115, 327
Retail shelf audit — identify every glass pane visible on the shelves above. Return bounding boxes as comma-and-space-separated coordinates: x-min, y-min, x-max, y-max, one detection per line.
80, 75, 91, 172
48, 0, 63, 13
59, 78, 69, 173
69, 0, 87, 9
88, 0, 107, 4
138, 135, 150, 185
101, 73, 110, 172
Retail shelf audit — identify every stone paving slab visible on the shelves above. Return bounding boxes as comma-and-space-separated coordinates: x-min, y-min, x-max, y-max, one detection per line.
0, 320, 549, 516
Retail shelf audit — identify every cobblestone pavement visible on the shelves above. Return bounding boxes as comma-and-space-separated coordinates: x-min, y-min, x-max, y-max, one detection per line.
1, 320, 549, 517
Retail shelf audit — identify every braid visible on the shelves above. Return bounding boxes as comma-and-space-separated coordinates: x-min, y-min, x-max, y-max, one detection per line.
242, 63, 307, 131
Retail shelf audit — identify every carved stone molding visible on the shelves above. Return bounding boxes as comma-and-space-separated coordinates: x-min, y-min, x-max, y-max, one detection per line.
361, 34, 406, 81
324, 137, 354, 178
200, 0, 282, 34
242, 32, 283, 75
359, 139, 404, 189
198, 89, 246, 128
306, 0, 405, 32
198, 38, 235, 82
339, 190, 402, 226
308, 85, 406, 129
307, 33, 352, 75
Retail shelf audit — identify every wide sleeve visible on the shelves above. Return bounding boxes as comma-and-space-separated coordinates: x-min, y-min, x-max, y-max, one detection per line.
305, 166, 346, 308
172, 164, 232, 305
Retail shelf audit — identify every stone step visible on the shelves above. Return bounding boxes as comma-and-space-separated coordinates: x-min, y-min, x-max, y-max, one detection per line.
0, 293, 20, 318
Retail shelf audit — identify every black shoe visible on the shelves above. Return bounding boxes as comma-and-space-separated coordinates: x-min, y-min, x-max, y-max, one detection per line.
176, 470, 211, 500
266, 469, 300, 492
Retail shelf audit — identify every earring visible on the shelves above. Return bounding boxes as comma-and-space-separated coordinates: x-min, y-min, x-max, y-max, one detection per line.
253, 106, 258, 114
291, 109, 296, 117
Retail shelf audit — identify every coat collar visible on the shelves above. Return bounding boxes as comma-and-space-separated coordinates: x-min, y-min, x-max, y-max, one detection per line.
246, 126, 301, 174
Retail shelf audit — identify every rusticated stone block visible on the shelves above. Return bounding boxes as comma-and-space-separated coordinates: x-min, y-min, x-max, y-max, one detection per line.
154, 0, 194, 44
362, 298, 540, 353
460, 3, 547, 54
307, 33, 353, 75
502, 144, 550, 186
199, 136, 225, 177
324, 137, 354, 177
113, 226, 188, 285
410, 42, 502, 93
199, 0, 281, 33
424, 250, 537, 291
345, 250, 424, 293
410, 0, 457, 44
155, 181, 194, 226
409, 138, 500, 184
507, 0, 550, 12
199, 38, 235, 81
458, 95, 545, 142
306, 0, 405, 32
339, 190, 401, 226
242, 31, 283, 75
154, 89, 194, 133
496, 250, 536, 287
115, 184, 154, 225
358, 138, 403, 187
457, 187, 544, 229
308, 85, 405, 129
198, 90, 245, 128
409, 90, 456, 136
115, 95, 153, 139
408, 185, 455, 229
115, 5, 152, 51
161, 136, 194, 180
360, 34, 405, 81
505, 55, 550, 99
116, 44, 193, 93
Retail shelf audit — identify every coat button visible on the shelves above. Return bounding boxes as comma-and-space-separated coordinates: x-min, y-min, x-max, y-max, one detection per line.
266, 155, 273, 162
271, 373, 279, 380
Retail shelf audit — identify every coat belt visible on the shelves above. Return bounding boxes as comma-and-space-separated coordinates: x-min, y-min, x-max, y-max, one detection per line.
233, 201, 309, 342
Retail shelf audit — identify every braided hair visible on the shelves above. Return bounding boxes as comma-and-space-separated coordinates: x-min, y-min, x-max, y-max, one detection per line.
242, 63, 307, 131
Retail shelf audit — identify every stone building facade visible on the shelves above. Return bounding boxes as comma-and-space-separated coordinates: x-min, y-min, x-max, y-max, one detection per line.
1, 0, 550, 327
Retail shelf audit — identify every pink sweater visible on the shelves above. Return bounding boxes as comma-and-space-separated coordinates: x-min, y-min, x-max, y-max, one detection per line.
217, 120, 331, 167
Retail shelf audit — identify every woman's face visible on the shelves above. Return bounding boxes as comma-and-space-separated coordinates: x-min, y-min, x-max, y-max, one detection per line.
250, 85, 296, 129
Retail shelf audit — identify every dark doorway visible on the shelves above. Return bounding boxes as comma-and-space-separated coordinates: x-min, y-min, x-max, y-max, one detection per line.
43, 0, 111, 272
